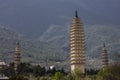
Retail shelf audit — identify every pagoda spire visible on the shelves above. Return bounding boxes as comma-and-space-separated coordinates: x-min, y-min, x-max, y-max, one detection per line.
75, 10, 78, 18
103, 43, 106, 47
17, 41, 19, 45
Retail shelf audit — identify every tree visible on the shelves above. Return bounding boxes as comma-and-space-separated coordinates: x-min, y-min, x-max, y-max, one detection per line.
2, 62, 15, 76
66, 73, 74, 80
97, 64, 120, 80
9, 75, 28, 80
53, 72, 64, 80
33, 65, 46, 77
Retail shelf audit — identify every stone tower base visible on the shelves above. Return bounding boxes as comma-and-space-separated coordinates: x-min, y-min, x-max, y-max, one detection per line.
71, 65, 85, 73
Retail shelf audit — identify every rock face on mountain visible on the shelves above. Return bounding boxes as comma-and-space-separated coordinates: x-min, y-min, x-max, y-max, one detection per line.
40, 25, 120, 61
0, 26, 68, 65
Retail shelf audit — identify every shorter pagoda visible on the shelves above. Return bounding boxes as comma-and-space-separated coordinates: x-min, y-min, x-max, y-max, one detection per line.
102, 43, 109, 68
14, 42, 21, 74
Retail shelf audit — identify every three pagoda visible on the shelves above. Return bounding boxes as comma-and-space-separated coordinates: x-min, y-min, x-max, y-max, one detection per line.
70, 11, 85, 73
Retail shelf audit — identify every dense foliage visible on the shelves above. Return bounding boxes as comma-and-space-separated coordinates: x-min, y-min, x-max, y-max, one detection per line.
0, 62, 66, 80
97, 64, 120, 80
1, 62, 120, 80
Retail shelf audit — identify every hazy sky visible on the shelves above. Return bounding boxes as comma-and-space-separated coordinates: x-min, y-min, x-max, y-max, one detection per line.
0, 0, 119, 37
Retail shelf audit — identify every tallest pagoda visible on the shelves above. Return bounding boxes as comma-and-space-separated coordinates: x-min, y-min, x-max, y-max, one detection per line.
70, 11, 85, 73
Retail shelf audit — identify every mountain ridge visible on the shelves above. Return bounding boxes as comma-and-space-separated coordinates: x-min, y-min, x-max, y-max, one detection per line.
0, 0, 120, 38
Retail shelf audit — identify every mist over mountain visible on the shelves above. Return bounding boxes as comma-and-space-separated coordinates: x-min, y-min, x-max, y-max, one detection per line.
0, 0, 120, 38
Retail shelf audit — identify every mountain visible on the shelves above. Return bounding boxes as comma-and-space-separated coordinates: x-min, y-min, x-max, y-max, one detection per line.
40, 24, 69, 48
0, 25, 68, 66
39, 25, 120, 61
0, 0, 120, 38
1, 24, 119, 68
0, 0, 120, 68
